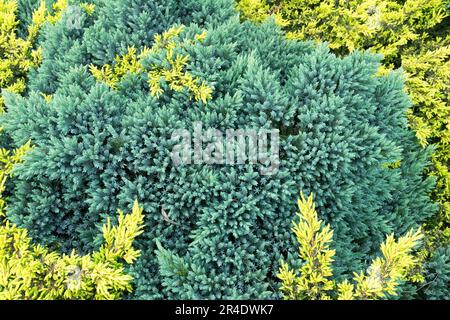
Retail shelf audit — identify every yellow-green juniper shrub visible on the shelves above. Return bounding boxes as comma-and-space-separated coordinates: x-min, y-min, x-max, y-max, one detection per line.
278, 193, 424, 300
0, 0, 45, 112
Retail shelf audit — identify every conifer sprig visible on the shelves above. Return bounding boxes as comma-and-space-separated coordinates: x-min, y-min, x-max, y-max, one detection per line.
0, 141, 32, 218
89, 26, 213, 103
0, 201, 144, 299
278, 192, 335, 300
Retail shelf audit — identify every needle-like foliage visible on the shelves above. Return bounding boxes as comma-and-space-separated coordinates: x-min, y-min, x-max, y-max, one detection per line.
279, 193, 424, 300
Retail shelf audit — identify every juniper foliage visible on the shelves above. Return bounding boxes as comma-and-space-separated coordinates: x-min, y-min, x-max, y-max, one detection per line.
1, 0, 436, 299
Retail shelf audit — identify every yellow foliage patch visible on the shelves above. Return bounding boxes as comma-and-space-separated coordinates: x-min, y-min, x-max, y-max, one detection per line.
90, 26, 213, 103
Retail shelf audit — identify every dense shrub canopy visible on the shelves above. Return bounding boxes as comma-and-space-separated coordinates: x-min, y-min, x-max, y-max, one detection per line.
236, 0, 450, 298
1, 0, 436, 299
